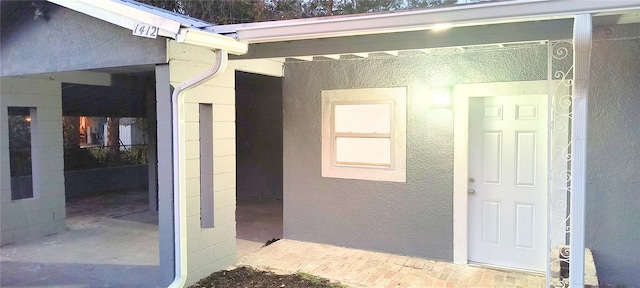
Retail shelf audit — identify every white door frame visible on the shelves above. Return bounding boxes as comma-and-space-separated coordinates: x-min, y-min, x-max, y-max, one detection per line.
452, 80, 550, 265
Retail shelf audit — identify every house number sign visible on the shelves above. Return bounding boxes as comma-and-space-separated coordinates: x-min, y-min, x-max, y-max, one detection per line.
132, 23, 158, 39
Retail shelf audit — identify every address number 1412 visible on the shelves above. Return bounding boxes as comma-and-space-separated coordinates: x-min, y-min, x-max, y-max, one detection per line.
132, 23, 158, 39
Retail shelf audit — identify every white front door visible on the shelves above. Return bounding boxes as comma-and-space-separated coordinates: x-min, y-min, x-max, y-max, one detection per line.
468, 94, 547, 271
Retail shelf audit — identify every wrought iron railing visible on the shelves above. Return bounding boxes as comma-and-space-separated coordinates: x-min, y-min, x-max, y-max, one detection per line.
548, 40, 574, 288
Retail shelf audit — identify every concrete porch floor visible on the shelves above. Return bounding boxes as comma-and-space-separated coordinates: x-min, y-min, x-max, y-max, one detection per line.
0, 191, 284, 288
238, 239, 547, 288
0, 190, 159, 288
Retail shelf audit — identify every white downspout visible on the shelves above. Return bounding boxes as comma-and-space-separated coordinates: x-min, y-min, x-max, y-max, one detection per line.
167, 49, 229, 288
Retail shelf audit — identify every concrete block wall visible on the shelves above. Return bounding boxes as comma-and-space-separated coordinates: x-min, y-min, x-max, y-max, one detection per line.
167, 42, 237, 286
0, 77, 66, 245
64, 165, 148, 198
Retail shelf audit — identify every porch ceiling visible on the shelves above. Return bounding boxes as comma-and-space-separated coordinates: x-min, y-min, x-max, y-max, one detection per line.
231, 19, 574, 61
87, 64, 156, 75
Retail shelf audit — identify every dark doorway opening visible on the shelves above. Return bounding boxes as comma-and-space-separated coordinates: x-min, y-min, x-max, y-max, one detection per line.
235, 71, 284, 258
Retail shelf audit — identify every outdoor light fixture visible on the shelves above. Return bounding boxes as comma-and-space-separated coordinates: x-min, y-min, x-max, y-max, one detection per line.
431, 87, 452, 108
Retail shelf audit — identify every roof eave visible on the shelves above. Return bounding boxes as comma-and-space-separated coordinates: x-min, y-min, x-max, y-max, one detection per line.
48, 0, 182, 37
215, 0, 640, 44
176, 28, 248, 55
47, 0, 248, 55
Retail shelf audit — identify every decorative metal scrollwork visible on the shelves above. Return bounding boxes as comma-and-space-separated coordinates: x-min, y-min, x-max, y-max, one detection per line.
548, 40, 574, 288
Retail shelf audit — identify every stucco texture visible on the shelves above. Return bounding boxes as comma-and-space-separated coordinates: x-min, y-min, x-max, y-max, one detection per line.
282, 47, 546, 261
0, 3, 166, 76
586, 37, 640, 286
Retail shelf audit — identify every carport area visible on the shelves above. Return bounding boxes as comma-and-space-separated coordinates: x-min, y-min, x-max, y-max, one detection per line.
236, 199, 283, 258
0, 189, 284, 287
234, 71, 284, 258
0, 190, 159, 287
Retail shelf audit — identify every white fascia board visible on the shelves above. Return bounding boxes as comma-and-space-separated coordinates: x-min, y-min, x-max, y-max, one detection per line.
216, 0, 640, 43
176, 28, 248, 55
48, 0, 181, 37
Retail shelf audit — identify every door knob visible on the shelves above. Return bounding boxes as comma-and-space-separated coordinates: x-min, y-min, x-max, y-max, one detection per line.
469, 177, 475, 183
468, 188, 476, 195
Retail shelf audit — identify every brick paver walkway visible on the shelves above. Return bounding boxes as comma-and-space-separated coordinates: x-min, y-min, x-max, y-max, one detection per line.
236, 239, 546, 288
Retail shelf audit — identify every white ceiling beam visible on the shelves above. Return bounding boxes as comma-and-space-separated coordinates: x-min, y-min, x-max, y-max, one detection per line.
322, 54, 341, 60
229, 59, 284, 77
290, 56, 314, 61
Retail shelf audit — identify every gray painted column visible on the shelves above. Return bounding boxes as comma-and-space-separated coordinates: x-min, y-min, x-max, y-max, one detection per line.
147, 79, 158, 211
155, 64, 175, 287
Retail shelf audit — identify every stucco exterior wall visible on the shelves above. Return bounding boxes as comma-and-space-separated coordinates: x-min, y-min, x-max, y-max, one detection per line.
282, 46, 547, 261
586, 30, 640, 286
166, 42, 238, 286
0, 77, 66, 245
0, 3, 165, 76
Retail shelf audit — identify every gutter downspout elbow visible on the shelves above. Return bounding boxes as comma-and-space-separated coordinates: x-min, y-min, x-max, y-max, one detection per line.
167, 49, 229, 288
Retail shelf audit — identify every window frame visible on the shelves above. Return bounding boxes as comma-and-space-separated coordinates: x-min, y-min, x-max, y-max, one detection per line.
7, 106, 37, 200
321, 87, 406, 183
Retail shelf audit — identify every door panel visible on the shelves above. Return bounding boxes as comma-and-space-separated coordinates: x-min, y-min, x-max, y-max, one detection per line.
468, 95, 547, 272
515, 132, 537, 186
483, 132, 502, 185
482, 201, 501, 245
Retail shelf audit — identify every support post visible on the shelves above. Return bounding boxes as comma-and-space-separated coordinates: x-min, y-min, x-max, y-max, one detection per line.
569, 13, 592, 287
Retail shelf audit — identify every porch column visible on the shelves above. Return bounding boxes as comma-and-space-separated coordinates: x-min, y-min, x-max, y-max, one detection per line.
569, 14, 592, 287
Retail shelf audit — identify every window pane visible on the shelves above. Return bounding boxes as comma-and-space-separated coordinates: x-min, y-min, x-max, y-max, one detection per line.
334, 104, 391, 134
8, 107, 34, 200
336, 137, 391, 167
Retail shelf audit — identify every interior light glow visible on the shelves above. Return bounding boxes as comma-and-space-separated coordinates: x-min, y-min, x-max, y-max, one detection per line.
431, 87, 452, 108
431, 23, 453, 31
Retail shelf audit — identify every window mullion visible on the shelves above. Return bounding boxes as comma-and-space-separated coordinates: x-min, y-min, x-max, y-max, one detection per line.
334, 132, 391, 138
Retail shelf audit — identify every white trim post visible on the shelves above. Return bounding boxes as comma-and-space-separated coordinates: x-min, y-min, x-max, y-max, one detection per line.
570, 13, 592, 287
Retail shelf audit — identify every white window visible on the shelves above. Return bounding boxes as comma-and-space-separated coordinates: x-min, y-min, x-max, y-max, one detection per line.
321, 87, 406, 182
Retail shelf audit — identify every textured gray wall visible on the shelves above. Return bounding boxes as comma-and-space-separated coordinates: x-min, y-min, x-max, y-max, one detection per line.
283, 47, 547, 260
586, 36, 640, 286
0, 3, 166, 76
236, 72, 284, 200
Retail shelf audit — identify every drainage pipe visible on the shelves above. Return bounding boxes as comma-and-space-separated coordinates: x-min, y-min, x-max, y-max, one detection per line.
167, 49, 229, 288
